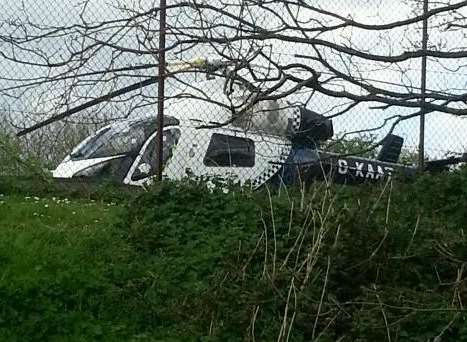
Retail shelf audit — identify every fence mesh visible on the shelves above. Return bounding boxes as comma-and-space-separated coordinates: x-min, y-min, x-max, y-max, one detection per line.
1, 0, 467, 187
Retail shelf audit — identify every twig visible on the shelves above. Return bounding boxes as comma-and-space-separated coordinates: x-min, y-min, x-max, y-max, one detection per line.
374, 285, 392, 342
312, 256, 331, 340
251, 305, 260, 342
405, 214, 420, 256
277, 278, 297, 342
266, 185, 277, 278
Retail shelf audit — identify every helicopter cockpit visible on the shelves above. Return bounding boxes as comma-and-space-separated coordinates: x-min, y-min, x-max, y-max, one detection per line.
53, 116, 181, 182
70, 119, 155, 161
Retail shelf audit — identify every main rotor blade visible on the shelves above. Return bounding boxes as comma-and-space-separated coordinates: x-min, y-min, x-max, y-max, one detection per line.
16, 76, 158, 137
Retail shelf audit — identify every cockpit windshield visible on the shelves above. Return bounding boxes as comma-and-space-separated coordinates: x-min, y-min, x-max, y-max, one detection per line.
70, 120, 155, 160
69, 116, 179, 160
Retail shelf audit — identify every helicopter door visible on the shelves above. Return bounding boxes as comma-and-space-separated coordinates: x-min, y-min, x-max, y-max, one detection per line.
185, 129, 291, 187
202, 132, 255, 185
161, 126, 212, 181
124, 128, 181, 186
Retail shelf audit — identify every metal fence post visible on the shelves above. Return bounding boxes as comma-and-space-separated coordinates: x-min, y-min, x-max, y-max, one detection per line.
156, 0, 167, 181
419, 0, 429, 169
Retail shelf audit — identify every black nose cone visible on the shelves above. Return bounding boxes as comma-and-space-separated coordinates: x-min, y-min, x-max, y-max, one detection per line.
293, 107, 333, 147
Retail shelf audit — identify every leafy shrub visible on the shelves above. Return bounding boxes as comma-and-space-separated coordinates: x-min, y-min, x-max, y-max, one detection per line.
325, 133, 420, 164
0, 130, 53, 196
0, 131, 48, 179
324, 133, 379, 158
120, 173, 467, 341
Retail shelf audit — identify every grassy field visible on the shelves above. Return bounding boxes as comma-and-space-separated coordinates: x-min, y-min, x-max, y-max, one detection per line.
0, 194, 148, 341
0, 194, 121, 231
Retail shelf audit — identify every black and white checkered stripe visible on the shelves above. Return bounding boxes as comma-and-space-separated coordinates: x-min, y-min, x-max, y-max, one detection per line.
291, 108, 301, 134
253, 144, 291, 188
251, 107, 300, 188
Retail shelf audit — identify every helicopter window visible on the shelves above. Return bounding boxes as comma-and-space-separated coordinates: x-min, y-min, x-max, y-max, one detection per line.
132, 128, 181, 181
203, 133, 255, 167
70, 120, 157, 160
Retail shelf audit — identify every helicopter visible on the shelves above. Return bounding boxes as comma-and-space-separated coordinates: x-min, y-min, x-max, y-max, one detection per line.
51, 89, 467, 189
14, 57, 462, 188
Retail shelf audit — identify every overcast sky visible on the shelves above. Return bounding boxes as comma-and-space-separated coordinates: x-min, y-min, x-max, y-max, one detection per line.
1, 0, 467, 157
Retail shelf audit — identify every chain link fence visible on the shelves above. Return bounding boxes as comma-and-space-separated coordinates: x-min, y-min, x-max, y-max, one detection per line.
1, 0, 467, 187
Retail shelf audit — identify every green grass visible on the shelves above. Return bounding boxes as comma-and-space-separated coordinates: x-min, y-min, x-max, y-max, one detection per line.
0, 194, 123, 281
0, 194, 120, 228
0, 194, 150, 341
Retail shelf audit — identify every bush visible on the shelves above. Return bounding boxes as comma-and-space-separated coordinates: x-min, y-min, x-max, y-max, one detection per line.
120, 173, 467, 341
0, 131, 48, 178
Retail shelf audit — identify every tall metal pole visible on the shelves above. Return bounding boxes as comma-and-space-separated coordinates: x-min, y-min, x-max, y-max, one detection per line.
156, 0, 167, 181
419, 0, 429, 169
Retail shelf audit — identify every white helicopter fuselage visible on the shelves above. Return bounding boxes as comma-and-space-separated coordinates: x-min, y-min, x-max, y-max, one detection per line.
53, 96, 297, 188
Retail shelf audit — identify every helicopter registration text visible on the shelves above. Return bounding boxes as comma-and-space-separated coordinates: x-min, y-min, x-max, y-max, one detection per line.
337, 159, 394, 180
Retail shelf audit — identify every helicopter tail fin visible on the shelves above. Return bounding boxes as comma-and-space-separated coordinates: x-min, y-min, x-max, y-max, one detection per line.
377, 134, 404, 163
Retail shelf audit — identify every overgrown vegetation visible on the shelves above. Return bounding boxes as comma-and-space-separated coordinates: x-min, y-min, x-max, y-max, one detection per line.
0, 117, 107, 169
119, 176, 467, 341
0, 131, 49, 179
325, 133, 420, 164
1, 171, 467, 341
